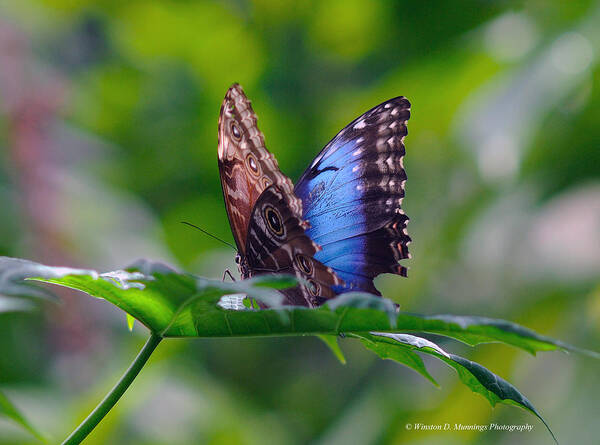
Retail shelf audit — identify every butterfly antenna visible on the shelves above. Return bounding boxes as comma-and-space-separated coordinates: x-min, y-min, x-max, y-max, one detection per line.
181, 221, 237, 251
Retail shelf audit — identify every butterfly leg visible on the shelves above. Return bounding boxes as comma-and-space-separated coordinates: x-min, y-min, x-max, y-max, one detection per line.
222, 269, 236, 282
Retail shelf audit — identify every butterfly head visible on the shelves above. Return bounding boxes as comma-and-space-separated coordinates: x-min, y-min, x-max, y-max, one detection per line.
235, 252, 251, 280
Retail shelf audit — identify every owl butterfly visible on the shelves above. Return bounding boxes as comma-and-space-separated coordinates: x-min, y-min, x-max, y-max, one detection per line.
218, 84, 411, 307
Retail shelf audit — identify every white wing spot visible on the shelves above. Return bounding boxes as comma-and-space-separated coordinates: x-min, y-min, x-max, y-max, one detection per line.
391, 108, 399, 116
354, 119, 366, 130
352, 165, 360, 172
352, 149, 362, 156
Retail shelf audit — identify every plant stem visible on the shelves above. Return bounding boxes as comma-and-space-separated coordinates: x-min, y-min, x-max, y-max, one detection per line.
62, 334, 162, 445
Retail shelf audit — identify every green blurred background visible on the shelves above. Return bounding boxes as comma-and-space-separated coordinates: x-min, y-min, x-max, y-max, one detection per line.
1, 1, 599, 444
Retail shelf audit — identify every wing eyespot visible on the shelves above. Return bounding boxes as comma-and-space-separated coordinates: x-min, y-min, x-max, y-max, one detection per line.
245, 153, 261, 177
307, 279, 320, 296
263, 205, 284, 236
230, 122, 241, 140
295, 254, 313, 275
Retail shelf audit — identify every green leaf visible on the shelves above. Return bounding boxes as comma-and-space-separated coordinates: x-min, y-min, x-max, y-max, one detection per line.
1, 257, 596, 361
3, 256, 593, 437
126, 313, 136, 331
22, 258, 286, 336
0, 390, 46, 442
361, 333, 558, 444
316, 334, 346, 364
394, 313, 600, 358
326, 292, 399, 328
354, 333, 439, 387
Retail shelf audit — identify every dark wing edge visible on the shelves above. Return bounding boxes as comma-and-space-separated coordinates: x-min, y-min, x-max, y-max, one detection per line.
295, 96, 411, 295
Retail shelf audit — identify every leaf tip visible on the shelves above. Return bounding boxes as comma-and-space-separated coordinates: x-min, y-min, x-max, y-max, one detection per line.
126, 314, 135, 331
317, 335, 347, 365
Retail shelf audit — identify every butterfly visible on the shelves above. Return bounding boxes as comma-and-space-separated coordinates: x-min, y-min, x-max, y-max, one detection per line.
218, 84, 411, 307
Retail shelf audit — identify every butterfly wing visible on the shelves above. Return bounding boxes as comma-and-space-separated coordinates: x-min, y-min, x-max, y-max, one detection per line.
218, 84, 301, 252
294, 96, 411, 295
245, 185, 342, 307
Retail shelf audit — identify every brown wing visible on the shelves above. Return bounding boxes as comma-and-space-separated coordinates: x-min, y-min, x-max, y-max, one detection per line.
218, 84, 301, 252
245, 186, 343, 307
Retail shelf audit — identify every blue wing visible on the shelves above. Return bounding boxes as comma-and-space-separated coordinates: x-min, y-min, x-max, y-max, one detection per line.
294, 96, 411, 295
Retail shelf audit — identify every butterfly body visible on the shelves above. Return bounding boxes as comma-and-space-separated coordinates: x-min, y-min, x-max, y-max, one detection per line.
217, 84, 410, 306
234, 253, 250, 280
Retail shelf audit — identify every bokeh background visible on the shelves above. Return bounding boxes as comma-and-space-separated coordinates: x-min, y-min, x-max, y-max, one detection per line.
1, 1, 599, 444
